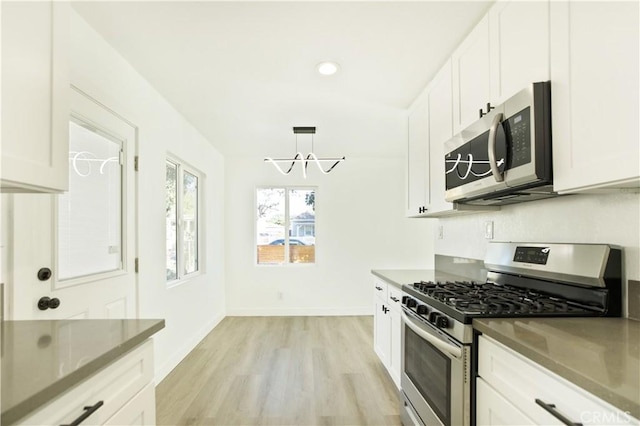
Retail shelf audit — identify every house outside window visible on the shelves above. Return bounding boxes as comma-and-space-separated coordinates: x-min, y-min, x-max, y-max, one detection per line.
166, 157, 202, 282
256, 187, 316, 265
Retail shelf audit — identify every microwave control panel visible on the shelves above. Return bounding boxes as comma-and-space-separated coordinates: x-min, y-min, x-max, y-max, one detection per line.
505, 107, 532, 168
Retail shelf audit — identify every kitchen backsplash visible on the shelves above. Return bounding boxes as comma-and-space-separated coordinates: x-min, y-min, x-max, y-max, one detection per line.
435, 254, 486, 282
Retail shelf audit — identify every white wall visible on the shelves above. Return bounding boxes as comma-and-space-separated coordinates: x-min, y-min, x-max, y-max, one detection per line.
436, 192, 640, 315
225, 155, 434, 315
70, 11, 226, 381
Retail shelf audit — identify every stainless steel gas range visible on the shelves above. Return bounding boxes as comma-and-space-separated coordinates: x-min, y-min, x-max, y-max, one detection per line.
400, 242, 622, 426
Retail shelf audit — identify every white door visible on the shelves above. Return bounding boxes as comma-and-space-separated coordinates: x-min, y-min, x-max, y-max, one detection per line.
7, 87, 138, 320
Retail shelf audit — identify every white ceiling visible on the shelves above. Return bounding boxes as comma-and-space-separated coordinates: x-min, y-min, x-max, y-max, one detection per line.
72, 1, 493, 158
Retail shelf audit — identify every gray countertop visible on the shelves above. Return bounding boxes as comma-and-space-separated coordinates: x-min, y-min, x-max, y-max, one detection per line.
371, 269, 473, 289
474, 318, 640, 420
1, 319, 165, 425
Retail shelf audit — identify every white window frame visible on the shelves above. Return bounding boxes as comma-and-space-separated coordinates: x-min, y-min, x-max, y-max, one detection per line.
166, 155, 204, 286
255, 186, 317, 266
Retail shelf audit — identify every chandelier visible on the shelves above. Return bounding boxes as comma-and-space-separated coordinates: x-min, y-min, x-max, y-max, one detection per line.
264, 127, 345, 178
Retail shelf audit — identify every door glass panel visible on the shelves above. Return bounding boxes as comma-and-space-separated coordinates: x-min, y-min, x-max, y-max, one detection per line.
182, 170, 198, 274
58, 119, 122, 281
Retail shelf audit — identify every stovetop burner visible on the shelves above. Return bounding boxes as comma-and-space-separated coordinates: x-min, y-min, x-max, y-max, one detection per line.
409, 280, 592, 316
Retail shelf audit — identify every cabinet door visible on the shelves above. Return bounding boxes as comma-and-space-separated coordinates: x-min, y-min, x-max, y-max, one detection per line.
551, 1, 639, 193
489, 0, 550, 105
406, 92, 429, 217
452, 15, 490, 134
374, 299, 391, 367
1, 1, 70, 193
427, 59, 454, 215
476, 378, 536, 426
389, 307, 402, 389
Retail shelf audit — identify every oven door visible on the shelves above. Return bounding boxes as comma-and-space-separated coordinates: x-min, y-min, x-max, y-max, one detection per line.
400, 309, 470, 426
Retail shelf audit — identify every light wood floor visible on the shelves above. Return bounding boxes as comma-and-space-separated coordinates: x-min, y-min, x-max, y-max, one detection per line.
156, 316, 401, 426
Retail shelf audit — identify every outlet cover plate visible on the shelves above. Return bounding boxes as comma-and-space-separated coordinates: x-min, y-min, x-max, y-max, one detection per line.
484, 221, 494, 240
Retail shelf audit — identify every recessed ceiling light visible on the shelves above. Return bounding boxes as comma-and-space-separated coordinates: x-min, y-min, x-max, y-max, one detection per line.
317, 61, 340, 76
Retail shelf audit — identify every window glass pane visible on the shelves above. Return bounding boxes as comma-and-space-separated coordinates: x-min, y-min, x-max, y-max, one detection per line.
166, 161, 178, 281
58, 120, 122, 280
183, 170, 198, 275
256, 188, 285, 264
289, 189, 315, 264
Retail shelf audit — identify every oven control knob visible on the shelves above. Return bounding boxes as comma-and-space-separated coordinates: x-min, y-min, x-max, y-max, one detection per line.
428, 312, 439, 323
402, 295, 409, 304
416, 305, 428, 316
407, 298, 417, 308
435, 315, 449, 329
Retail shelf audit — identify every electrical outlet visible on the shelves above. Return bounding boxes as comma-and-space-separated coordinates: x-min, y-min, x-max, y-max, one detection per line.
438, 225, 444, 240
484, 221, 494, 240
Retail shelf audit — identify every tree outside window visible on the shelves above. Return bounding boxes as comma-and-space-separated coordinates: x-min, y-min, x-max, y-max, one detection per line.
166, 158, 201, 282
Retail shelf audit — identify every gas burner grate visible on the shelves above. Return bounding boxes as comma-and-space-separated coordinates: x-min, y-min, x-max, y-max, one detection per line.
411, 280, 585, 316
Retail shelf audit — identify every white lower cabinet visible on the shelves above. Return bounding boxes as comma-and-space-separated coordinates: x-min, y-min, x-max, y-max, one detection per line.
373, 278, 390, 366
18, 340, 156, 426
372, 276, 402, 389
477, 335, 638, 426
477, 377, 535, 426
387, 286, 403, 387
103, 383, 156, 426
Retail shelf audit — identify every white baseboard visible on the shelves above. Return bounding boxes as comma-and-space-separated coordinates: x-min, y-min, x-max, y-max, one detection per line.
226, 306, 373, 316
155, 312, 225, 384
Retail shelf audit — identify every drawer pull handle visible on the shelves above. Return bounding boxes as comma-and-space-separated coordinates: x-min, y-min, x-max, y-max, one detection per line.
390, 296, 399, 302
375, 286, 382, 291
535, 399, 583, 426
61, 400, 104, 426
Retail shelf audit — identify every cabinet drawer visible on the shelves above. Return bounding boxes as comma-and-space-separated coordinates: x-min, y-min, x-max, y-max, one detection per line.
387, 286, 403, 311
373, 277, 388, 301
19, 340, 154, 425
478, 336, 637, 425
104, 383, 156, 426
476, 377, 536, 425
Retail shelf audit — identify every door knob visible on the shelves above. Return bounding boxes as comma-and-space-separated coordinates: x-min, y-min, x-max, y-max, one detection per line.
38, 297, 60, 311
37, 267, 52, 281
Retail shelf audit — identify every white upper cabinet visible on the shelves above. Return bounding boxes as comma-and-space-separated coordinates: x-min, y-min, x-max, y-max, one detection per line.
453, 1, 550, 135
452, 15, 491, 135
1, 1, 70, 193
406, 92, 429, 217
426, 60, 454, 215
550, 1, 640, 193
489, 0, 550, 105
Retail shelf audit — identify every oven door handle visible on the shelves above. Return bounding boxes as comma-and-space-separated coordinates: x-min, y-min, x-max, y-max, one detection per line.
401, 311, 462, 359
488, 112, 505, 183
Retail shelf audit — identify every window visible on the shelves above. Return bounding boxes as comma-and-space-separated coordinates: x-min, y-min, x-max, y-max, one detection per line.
256, 187, 316, 265
58, 118, 124, 281
166, 158, 201, 282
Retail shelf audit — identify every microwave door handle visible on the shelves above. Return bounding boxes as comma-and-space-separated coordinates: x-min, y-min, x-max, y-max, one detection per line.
401, 311, 462, 359
488, 112, 505, 182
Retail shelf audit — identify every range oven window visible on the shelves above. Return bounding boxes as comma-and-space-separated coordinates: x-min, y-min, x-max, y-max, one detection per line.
405, 326, 451, 426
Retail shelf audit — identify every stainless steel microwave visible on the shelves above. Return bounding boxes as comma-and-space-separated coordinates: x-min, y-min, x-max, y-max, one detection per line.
444, 82, 555, 206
